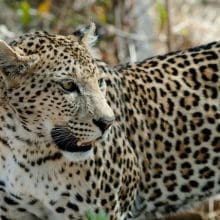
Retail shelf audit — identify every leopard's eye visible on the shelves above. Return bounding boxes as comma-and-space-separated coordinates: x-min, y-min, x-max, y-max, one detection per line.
98, 78, 106, 89
60, 81, 79, 93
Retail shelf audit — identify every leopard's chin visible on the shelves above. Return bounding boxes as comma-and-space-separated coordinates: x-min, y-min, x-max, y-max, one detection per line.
51, 127, 94, 153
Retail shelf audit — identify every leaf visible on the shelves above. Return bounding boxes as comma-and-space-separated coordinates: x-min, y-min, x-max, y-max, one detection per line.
156, 0, 168, 30
96, 210, 108, 220
20, 0, 31, 26
85, 210, 96, 220
94, 6, 107, 24
38, 0, 52, 13
97, 0, 112, 9
84, 210, 108, 220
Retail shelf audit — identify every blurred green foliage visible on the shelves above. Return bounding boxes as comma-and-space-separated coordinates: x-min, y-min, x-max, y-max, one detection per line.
84, 210, 108, 220
19, 0, 31, 27
1, 0, 218, 64
1, 0, 115, 33
155, 0, 168, 31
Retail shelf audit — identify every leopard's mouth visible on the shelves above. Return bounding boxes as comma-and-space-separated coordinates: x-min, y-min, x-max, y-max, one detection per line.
51, 127, 94, 153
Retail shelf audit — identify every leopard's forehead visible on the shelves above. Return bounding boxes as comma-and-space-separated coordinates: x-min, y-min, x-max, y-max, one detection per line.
10, 31, 84, 54
9, 32, 99, 80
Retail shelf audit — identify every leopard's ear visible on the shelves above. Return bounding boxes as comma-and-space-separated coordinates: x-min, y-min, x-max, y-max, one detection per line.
0, 40, 39, 87
73, 23, 97, 47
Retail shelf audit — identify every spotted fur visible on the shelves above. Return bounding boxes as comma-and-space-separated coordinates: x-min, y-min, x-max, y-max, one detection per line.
0, 25, 219, 220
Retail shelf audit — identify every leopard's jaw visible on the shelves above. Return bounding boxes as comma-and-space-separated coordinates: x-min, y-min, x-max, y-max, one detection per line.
62, 149, 94, 161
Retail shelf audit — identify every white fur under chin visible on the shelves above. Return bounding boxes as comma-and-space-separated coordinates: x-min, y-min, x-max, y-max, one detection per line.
62, 149, 94, 162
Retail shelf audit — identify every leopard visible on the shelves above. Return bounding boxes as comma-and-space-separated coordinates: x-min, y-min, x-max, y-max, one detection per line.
0, 23, 219, 220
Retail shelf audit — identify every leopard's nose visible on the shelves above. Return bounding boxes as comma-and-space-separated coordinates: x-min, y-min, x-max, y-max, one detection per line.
93, 117, 115, 133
